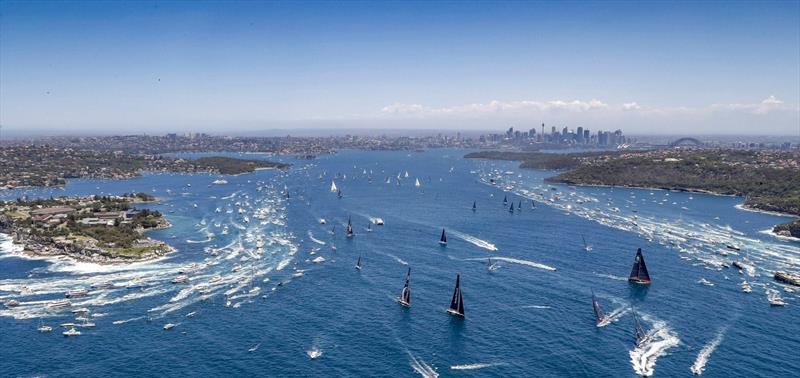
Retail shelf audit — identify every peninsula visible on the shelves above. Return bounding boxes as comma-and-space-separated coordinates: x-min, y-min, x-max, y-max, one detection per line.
466, 149, 800, 237
0, 146, 289, 189
0, 193, 174, 263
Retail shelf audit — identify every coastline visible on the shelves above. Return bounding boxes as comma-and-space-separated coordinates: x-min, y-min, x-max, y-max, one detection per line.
1, 219, 176, 265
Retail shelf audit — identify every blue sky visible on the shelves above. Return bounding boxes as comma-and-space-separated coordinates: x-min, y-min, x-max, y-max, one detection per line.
1, 1, 798, 135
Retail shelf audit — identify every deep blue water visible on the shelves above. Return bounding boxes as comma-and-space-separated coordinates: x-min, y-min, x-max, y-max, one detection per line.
1, 149, 798, 377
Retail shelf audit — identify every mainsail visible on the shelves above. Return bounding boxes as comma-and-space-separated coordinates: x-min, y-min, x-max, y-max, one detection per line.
346, 217, 354, 237
398, 267, 411, 306
592, 291, 604, 325
632, 310, 647, 345
628, 248, 651, 284
447, 274, 465, 317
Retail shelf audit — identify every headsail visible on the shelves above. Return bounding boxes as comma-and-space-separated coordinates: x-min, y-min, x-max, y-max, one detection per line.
447, 274, 465, 317
628, 248, 651, 284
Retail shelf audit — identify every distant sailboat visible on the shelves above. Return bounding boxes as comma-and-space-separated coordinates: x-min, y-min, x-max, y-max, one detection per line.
518, 200, 522, 211
346, 217, 354, 238
397, 267, 411, 307
582, 235, 593, 252
415, 178, 421, 187
509, 202, 514, 213
632, 310, 648, 346
591, 290, 606, 326
503, 195, 508, 206
531, 200, 536, 209
628, 248, 651, 284
446, 274, 465, 318
439, 229, 448, 245
355, 256, 362, 270
472, 201, 477, 211
337, 189, 343, 199
367, 223, 372, 232
330, 180, 338, 192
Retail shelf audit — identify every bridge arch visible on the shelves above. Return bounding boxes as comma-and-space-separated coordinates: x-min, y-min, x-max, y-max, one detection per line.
670, 137, 702, 147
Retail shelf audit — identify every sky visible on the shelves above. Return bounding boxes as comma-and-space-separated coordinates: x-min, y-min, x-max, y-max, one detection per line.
1, 0, 798, 136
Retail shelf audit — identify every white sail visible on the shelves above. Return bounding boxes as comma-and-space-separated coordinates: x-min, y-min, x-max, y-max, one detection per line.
330, 180, 338, 192
415, 178, 421, 187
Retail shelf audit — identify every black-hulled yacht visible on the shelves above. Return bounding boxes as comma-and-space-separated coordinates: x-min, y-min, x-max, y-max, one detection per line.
628, 248, 651, 284
439, 228, 447, 245
397, 267, 411, 307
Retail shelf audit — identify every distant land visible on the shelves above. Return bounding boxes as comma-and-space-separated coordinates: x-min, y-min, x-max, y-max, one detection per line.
466, 149, 800, 237
0, 146, 288, 189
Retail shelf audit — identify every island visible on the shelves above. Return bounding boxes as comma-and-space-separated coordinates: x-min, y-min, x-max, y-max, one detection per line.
466, 149, 800, 237
0, 193, 174, 263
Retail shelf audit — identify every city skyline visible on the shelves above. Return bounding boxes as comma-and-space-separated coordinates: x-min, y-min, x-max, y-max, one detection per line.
1, 1, 799, 135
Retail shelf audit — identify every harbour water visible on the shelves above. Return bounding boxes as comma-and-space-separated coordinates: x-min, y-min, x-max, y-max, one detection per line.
1, 149, 798, 377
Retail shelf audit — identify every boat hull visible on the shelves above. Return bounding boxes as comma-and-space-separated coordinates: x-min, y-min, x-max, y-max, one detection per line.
628, 278, 651, 285
446, 309, 464, 318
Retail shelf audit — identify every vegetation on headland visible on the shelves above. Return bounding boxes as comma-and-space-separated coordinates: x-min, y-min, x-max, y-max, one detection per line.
0, 146, 289, 189
0, 193, 173, 262
773, 220, 800, 238
464, 150, 617, 170
466, 149, 800, 234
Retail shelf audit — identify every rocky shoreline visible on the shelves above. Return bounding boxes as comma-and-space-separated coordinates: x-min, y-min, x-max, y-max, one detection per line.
2, 219, 175, 265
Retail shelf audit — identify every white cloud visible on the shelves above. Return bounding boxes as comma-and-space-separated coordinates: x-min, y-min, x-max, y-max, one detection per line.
380, 96, 798, 119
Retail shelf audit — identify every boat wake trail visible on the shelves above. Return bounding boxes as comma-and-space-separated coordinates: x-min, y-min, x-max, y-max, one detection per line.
307, 231, 326, 245
690, 327, 727, 375
629, 315, 680, 377
467, 256, 556, 271
598, 306, 629, 327
450, 362, 505, 370
448, 230, 498, 251
594, 272, 628, 282
521, 304, 551, 309
408, 352, 439, 378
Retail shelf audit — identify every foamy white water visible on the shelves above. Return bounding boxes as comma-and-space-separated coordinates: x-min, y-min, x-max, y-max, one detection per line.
690, 327, 726, 375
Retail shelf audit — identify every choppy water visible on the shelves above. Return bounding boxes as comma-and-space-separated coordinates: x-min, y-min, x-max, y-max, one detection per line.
1, 149, 798, 377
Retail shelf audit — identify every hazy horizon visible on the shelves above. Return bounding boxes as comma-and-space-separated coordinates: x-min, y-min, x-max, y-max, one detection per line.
1, 1, 799, 136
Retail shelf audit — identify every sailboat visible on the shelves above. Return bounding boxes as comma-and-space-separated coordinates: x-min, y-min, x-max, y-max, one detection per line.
628, 248, 651, 284
591, 290, 606, 326
446, 274, 465, 318
531, 200, 536, 209
397, 267, 411, 307
472, 201, 477, 211
503, 195, 508, 206
346, 217, 354, 238
487, 257, 499, 271
632, 310, 648, 346
582, 235, 593, 252
415, 178, 421, 187
518, 200, 522, 211
367, 223, 372, 232
330, 180, 338, 192
337, 189, 343, 199
509, 202, 514, 213
439, 229, 448, 245
355, 256, 362, 271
